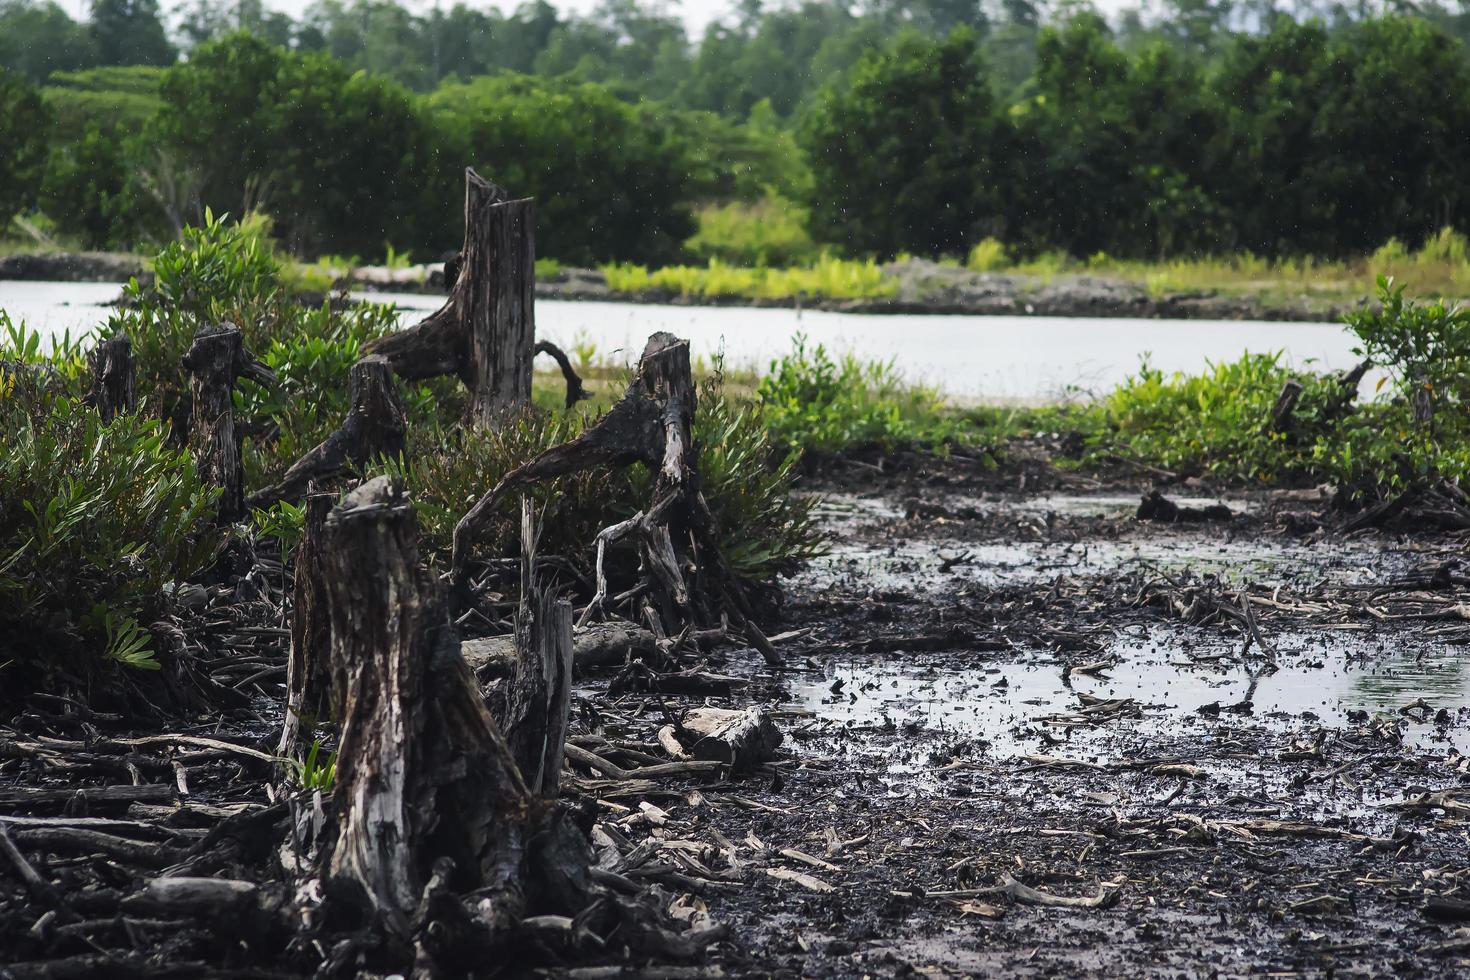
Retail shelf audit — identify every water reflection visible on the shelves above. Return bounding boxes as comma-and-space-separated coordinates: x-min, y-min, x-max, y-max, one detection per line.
786, 628, 1470, 757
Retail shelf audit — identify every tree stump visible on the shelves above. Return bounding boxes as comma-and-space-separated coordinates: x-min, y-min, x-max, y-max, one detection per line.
366, 169, 536, 427
86, 335, 136, 423
1267, 379, 1303, 434
248, 355, 407, 511
488, 501, 574, 797
451, 332, 781, 665
181, 324, 275, 524
317, 476, 587, 960
277, 492, 333, 761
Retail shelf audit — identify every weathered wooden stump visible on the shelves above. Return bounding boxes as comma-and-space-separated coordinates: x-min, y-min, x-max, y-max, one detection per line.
1267, 379, 1303, 434
248, 355, 406, 511
277, 492, 333, 761
366, 169, 536, 426
86, 335, 136, 423
316, 476, 587, 961
181, 324, 275, 524
489, 501, 574, 797
451, 332, 781, 665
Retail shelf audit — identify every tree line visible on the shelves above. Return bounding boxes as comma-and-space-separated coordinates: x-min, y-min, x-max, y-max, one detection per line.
3, 0, 1470, 263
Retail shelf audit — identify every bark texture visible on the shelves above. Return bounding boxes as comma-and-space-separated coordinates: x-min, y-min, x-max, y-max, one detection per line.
679, 707, 783, 773
1267, 379, 1304, 434
535, 339, 589, 409
277, 493, 333, 761
86, 335, 136, 424
317, 477, 587, 958
462, 620, 656, 682
181, 324, 275, 524
366, 169, 535, 426
489, 502, 574, 797
248, 355, 406, 510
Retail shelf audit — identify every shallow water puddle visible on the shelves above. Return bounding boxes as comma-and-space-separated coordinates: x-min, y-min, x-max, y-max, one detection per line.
784, 629, 1470, 757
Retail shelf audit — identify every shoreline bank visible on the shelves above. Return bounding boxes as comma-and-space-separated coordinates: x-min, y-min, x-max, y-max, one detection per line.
1, 250, 1373, 322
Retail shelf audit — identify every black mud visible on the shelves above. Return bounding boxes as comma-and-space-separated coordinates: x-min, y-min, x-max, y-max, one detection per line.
3, 454, 1469, 978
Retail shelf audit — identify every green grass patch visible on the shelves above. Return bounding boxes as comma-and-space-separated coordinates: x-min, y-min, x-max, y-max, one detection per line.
602, 254, 896, 302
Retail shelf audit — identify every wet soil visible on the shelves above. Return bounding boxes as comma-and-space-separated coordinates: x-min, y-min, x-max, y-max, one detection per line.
3, 453, 1469, 977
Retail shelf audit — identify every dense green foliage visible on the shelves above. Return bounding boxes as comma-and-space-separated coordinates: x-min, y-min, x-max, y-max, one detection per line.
756, 336, 966, 455
0, 320, 220, 678
803, 29, 1003, 257
805, 15, 1470, 260
0, 69, 50, 226
427, 73, 693, 264
6, 2, 1470, 267
1019, 280, 1470, 502
154, 34, 448, 256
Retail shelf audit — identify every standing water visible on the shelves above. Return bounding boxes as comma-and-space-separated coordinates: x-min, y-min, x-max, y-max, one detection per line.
2, 280, 1360, 402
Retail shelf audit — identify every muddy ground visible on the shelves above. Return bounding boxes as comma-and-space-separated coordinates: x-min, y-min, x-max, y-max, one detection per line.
3, 452, 1469, 978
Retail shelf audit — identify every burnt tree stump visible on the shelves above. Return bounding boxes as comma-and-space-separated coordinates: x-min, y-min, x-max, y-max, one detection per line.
277, 492, 333, 761
487, 501, 574, 797
367, 169, 536, 426
181, 324, 275, 524
248, 355, 407, 511
317, 476, 588, 959
451, 332, 781, 665
86, 335, 136, 423
1267, 379, 1304, 434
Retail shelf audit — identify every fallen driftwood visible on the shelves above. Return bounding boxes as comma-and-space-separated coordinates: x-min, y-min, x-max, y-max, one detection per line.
677, 707, 782, 773
451, 331, 780, 665
247, 355, 406, 510
462, 620, 657, 681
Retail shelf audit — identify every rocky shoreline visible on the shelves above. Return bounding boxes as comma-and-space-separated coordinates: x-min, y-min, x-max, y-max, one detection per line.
2, 251, 1364, 322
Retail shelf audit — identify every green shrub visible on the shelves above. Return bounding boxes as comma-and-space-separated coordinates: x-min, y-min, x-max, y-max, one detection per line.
383, 378, 823, 586
756, 335, 969, 455
1345, 276, 1470, 409
686, 196, 817, 268
1095, 352, 1345, 483
0, 319, 220, 680
966, 238, 1009, 272
112, 209, 449, 488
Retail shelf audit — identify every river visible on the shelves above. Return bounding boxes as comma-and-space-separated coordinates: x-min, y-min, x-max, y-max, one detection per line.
1, 281, 1363, 402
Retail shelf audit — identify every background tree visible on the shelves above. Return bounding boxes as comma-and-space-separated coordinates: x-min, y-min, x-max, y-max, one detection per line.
88, 0, 175, 66
0, 70, 51, 226
154, 33, 449, 256
801, 27, 1006, 257
428, 73, 695, 263
0, 0, 98, 83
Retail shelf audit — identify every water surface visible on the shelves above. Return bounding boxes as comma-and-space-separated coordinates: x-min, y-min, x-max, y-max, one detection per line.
2, 280, 1361, 402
